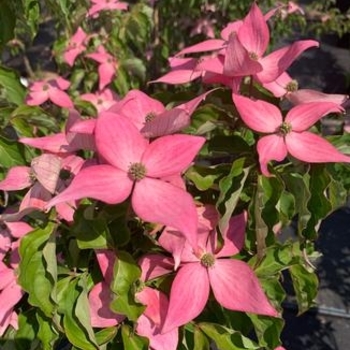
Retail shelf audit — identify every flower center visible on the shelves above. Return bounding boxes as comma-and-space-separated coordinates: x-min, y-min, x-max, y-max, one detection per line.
200, 253, 215, 268
286, 80, 298, 92
278, 122, 292, 135
145, 112, 156, 123
59, 168, 72, 180
42, 84, 50, 91
248, 52, 259, 61
128, 162, 147, 181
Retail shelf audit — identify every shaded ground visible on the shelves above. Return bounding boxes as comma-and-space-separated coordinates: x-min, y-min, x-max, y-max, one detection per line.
281, 206, 350, 350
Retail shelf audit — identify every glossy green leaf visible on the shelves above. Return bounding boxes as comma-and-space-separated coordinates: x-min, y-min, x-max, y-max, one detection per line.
62, 277, 99, 350
18, 222, 57, 317
0, 66, 25, 105
304, 165, 333, 239
23, 0, 40, 39
121, 324, 149, 350
121, 58, 146, 81
199, 322, 259, 350
110, 251, 144, 321
11, 105, 60, 136
95, 327, 118, 346
289, 263, 318, 315
186, 164, 224, 191
36, 310, 59, 350
216, 157, 251, 234
0, 1, 16, 47
14, 308, 39, 350
193, 327, 210, 350
248, 314, 284, 349
251, 242, 300, 278
0, 134, 26, 168
283, 171, 311, 238
72, 207, 114, 250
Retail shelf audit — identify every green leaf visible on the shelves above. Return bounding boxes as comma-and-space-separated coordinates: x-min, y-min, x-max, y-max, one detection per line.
121, 58, 146, 81
36, 310, 59, 350
304, 165, 333, 238
18, 222, 57, 317
95, 327, 118, 346
23, 0, 40, 39
0, 134, 26, 168
15, 308, 39, 350
193, 327, 210, 350
72, 206, 114, 250
199, 322, 259, 350
0, 66, 25, 105
0, 1, 16, 48
110, 251, 144, 321
251, 242, 300, 278
216, 157, 251, 234
186, 164, 224, 191
121, 324, 149, 350
289, 263, 318, 314
62, 276, 99, 350
283, 171, 311, 238
11, 105, 60, 136
248, 314, 284, 349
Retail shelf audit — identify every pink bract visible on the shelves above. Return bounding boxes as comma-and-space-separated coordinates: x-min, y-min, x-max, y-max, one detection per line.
26, 77, 73, 108
233, 94, 349, 176
63, 27, 89, 67
86, 45, 117, 90
47, 113, 205, 247
157, 208, 278, 333
87, 0, 128, 18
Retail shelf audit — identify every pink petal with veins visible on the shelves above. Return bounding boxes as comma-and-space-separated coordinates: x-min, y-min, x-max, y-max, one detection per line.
95, 113, 148, 171
142, 134, 205, 178
132, 178, 198, 248
285, 131, 350, 163
238, 2, 269, 57
0, 167, 32, 191
161, 263, 209, 333
286, 102, 343, 131
233, 94, 282, 133
209, 259, 278, 316
46, 165, 133, 208
257, 134, 288, 176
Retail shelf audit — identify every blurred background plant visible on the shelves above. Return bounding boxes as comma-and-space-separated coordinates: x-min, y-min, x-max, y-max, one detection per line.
1, 0, 349, 94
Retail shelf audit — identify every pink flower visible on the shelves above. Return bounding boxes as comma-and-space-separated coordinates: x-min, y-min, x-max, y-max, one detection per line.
26, 77, 73, 108
81, 88, 120, 113
0, 262, 23, 336
136, 287, 178, 350
158, 207, 278, 333
86, 45, 118, 90
107, 88, 212, 137
47, 113, 205, 247
0, 153, 84, 221
0, 222, 32, 336
63, 27, 89, 66
154, 3, 317, 89
87, 0, 128, 18
151, 57, 204, 85
198, 3, 318, 84
233, 94, 350, 176
263, 72, 349, 106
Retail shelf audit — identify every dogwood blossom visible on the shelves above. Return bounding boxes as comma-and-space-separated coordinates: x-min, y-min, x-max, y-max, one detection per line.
47, 114, 205, 247
233, 94, 349, 176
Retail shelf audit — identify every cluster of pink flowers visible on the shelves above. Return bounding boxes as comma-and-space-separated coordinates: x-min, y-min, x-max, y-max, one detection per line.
154, 2, 350, 175
0, 2, 349, 349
